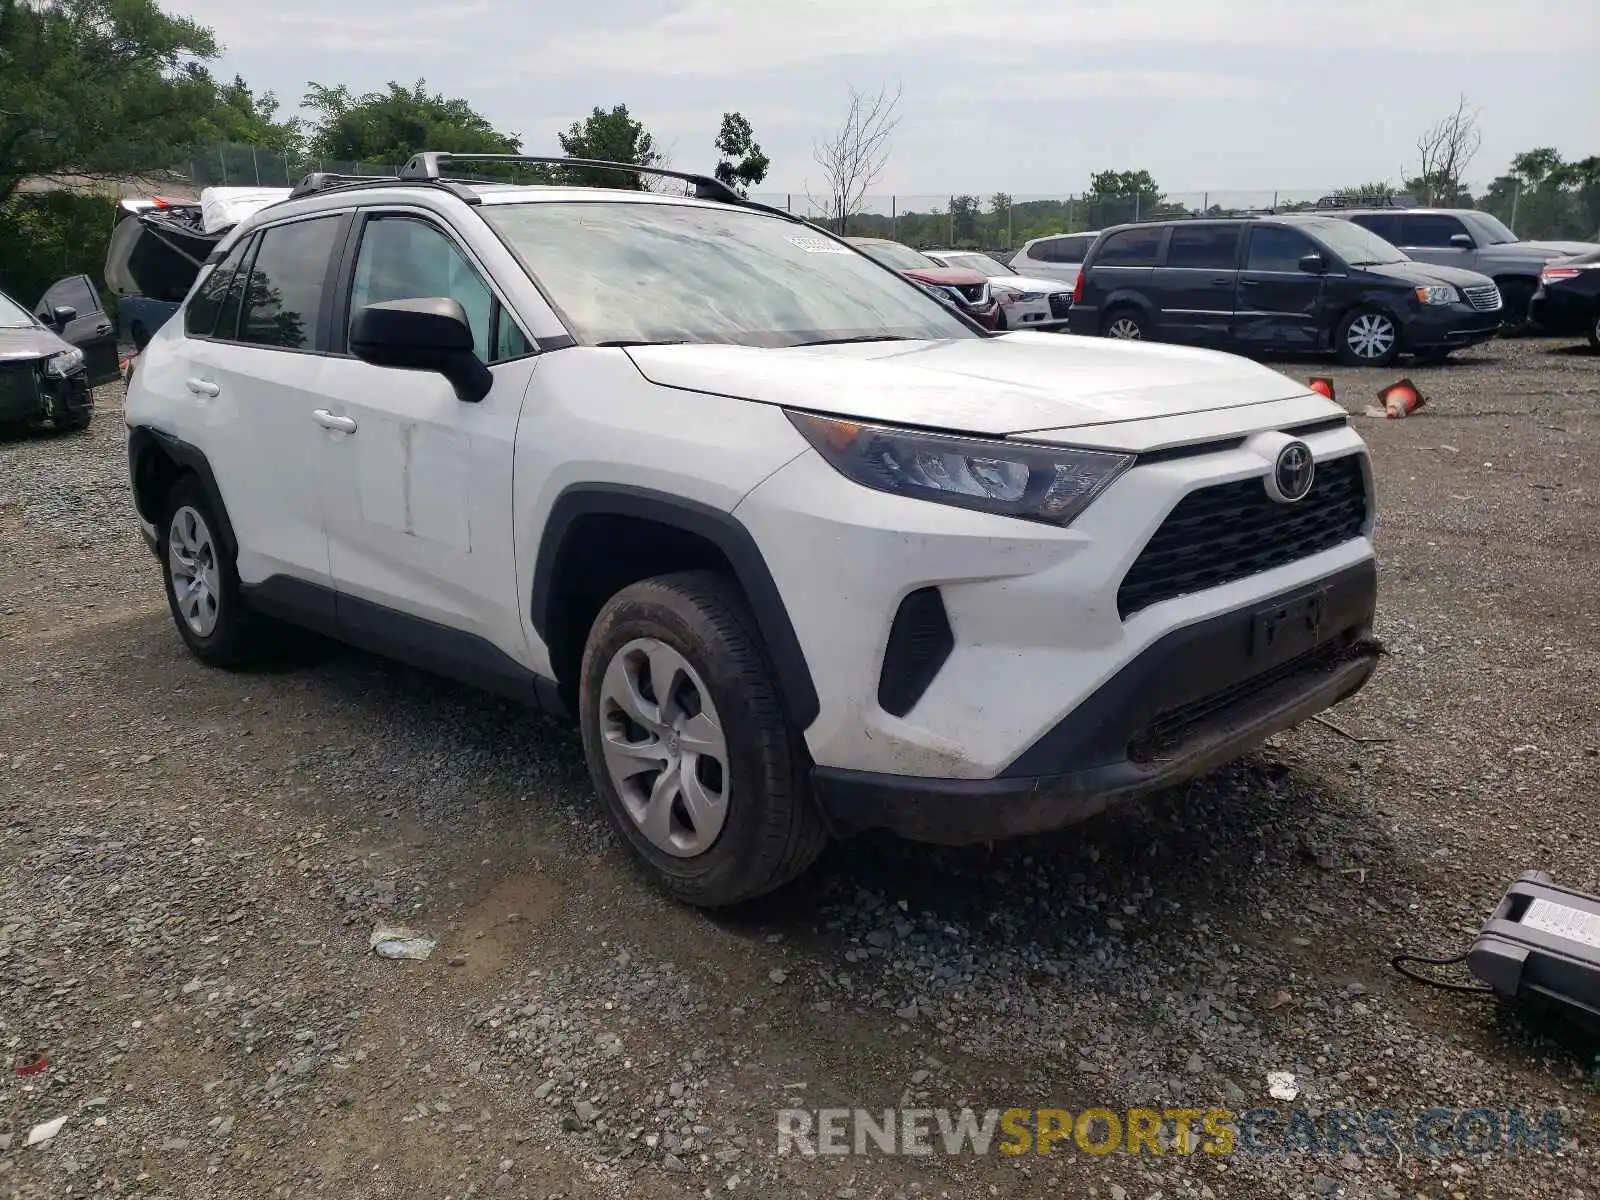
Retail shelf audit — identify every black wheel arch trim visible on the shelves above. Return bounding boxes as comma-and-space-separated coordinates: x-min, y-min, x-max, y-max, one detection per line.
126, 425, 240, 561
529, 483, 821, 730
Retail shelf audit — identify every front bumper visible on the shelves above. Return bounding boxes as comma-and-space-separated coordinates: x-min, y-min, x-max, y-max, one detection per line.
1402, 304, 1501, 350
0, 362, 91, 426
813, 559, 1379, 843
1003, 299, 1072, 331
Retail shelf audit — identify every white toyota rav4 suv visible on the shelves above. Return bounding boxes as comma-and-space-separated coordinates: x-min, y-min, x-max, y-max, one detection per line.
124, 153, 1381, 907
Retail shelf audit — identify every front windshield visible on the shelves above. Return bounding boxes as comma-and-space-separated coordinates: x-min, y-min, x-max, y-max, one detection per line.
1463, 211, 1519, 245
0, 293, 36, 328
941, 252, 1014, 276
1306, 219, 1408, 265
483, 202, 977, 347
852, 240, 939, 272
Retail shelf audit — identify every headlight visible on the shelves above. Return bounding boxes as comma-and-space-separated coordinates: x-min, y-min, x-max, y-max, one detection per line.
1001, 291, 1045, 303
43, 348, 85, 378
1415, 285, 1460, 306
786, 411, 1134, 526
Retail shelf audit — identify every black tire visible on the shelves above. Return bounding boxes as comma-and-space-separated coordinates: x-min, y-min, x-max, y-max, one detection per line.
1102, 306, 1148, 341
1495, 279, 1536, 336
57, 409, 91, 432
158, 475, 281, 668
1588, 307, 1600, 353
1411, 348, 1453, 366
1334, 307, 1400, 367
578, 571, 828, 907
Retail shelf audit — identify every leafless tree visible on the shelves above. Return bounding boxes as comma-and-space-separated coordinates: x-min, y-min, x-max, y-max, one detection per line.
1413, 94, 1482, 204
808, 83, 902, 234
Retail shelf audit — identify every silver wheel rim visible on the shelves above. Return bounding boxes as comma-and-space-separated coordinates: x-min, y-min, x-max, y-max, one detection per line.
1347, 313, 1396, 359
1107, 316, 1142, 339
598, 638, 730, 858
168, 505, 221, 637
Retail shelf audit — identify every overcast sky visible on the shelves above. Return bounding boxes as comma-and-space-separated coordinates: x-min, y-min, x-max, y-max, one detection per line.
177, 0, 1597, 204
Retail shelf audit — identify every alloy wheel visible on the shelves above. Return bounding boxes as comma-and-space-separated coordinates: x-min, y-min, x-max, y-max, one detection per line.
1107, 316, 1143, 340
1346, 313, 1396, 360
597, 637, 730, 858
167, 505, 221, 637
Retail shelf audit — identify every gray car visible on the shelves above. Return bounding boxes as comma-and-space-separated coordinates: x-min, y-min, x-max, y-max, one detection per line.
1324, 207, 1599, 333
0, 283, 119, 432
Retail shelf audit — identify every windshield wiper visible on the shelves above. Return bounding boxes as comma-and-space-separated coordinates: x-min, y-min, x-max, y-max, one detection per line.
594, 338, 691, 348
793, 334, 915, 347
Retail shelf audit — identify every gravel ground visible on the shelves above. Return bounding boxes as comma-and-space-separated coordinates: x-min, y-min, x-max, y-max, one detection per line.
1, 337, 1597, 1200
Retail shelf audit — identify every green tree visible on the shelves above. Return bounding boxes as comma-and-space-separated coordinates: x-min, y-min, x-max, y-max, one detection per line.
713, 112, 769, 196
0, 0, 230, 206
301, 79, 521, 170
557, 104, 661, 189
949, 194, 981, 245
1084, 169, 1163, 226
205, 76, 302, 156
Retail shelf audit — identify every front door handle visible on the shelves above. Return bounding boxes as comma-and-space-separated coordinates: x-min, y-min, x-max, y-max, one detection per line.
185, 377, 220, 397
1211, 277, 1234, 285
313, 409, 358, 434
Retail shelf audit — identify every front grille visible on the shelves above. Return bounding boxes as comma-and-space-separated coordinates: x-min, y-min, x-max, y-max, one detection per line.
954, 282, 988, 305
1048, 293, 1072, 319
1462, 283, 1502, 312
1117, 453, 1368, 619
0, 362, 41, 415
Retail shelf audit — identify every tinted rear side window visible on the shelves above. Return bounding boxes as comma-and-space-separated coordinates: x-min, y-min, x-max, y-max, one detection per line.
1165, 225, 1241, 269
1348, 213, 1402, 243
1096, 228, 1163, 266
238, 217, 342, 350
184, 238, 251, 338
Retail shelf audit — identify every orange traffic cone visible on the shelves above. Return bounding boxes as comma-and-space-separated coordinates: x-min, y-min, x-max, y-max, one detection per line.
1379, 378, 1425, 419
1307, 377, 1336, 401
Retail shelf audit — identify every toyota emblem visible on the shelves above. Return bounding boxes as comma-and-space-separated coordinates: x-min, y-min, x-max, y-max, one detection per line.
1269, 441, 1315, 503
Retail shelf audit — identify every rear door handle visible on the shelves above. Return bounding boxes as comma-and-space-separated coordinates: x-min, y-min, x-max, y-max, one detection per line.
313, 409, 358, 434
1211, 277, 1234, 285
185, 377, 220, 397
1239, 279, 1263, 288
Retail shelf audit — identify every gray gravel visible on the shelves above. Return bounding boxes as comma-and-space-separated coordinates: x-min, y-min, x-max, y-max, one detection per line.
2, 339, 1598, 1199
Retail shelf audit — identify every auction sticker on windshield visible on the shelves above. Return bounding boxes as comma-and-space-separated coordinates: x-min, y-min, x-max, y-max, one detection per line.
788, 236, 852, 254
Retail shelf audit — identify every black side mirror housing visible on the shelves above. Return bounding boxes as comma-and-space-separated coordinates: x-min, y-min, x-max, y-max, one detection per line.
349, 297, 492, 403
50, 305, 77, 327
1298, 253, 1327, 274
1449, 233, 1475, 249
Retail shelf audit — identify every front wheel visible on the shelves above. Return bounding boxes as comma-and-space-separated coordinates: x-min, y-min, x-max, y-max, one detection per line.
1335, 308, 1400, 366
159, 476, 281, 667
579, 572, 828, 907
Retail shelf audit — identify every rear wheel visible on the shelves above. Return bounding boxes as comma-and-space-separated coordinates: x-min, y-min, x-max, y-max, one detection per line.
579, 571, 828, 907
159, 477, 281, 667
1335, 308, 1399, 366
1103, 307, 1147, 340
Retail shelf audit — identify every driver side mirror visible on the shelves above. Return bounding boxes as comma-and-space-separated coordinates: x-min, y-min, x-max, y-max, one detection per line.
1449, 233, 1474, 249
1297, 253, 1327, 274
349, 297, 492, 404
50, 305, 77, 327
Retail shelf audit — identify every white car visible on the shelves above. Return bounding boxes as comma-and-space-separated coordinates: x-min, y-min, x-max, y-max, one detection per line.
123, 154, 1380, 907
924, 250, 1073, 331
1010, 231, 1102, 290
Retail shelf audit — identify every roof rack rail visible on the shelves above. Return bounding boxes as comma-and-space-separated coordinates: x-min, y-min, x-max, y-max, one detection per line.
288, 172, 483, 204
397, 153, 803, 221
1313, 192, 1417, 211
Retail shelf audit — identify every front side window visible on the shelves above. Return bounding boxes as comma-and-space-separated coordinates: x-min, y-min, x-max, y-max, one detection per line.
238, 217, 342, 350
184, 236, 253, 338
348, 216, 531, 362
1401, 214, 1470, 248
1095, 228, 1163, 266
1165, 225, 1241, 269
1246, 226, 1317, 272
480, 202, 977, 347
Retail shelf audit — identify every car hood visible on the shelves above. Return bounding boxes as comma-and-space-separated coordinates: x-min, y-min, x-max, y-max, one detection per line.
0, 326, 70, 363
1517, 239, 1600, 258
992, 274, 1070, 294
901, 266, 988, 287
624, 333, 1315, 435
1362, 261, 1495, 288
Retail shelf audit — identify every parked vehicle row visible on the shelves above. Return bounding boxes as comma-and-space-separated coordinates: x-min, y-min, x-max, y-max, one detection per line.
122, 153, 1380, 907
923, 249, 1073, 331
1065, 214, 1509, 366
843, 237, 1001, 328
